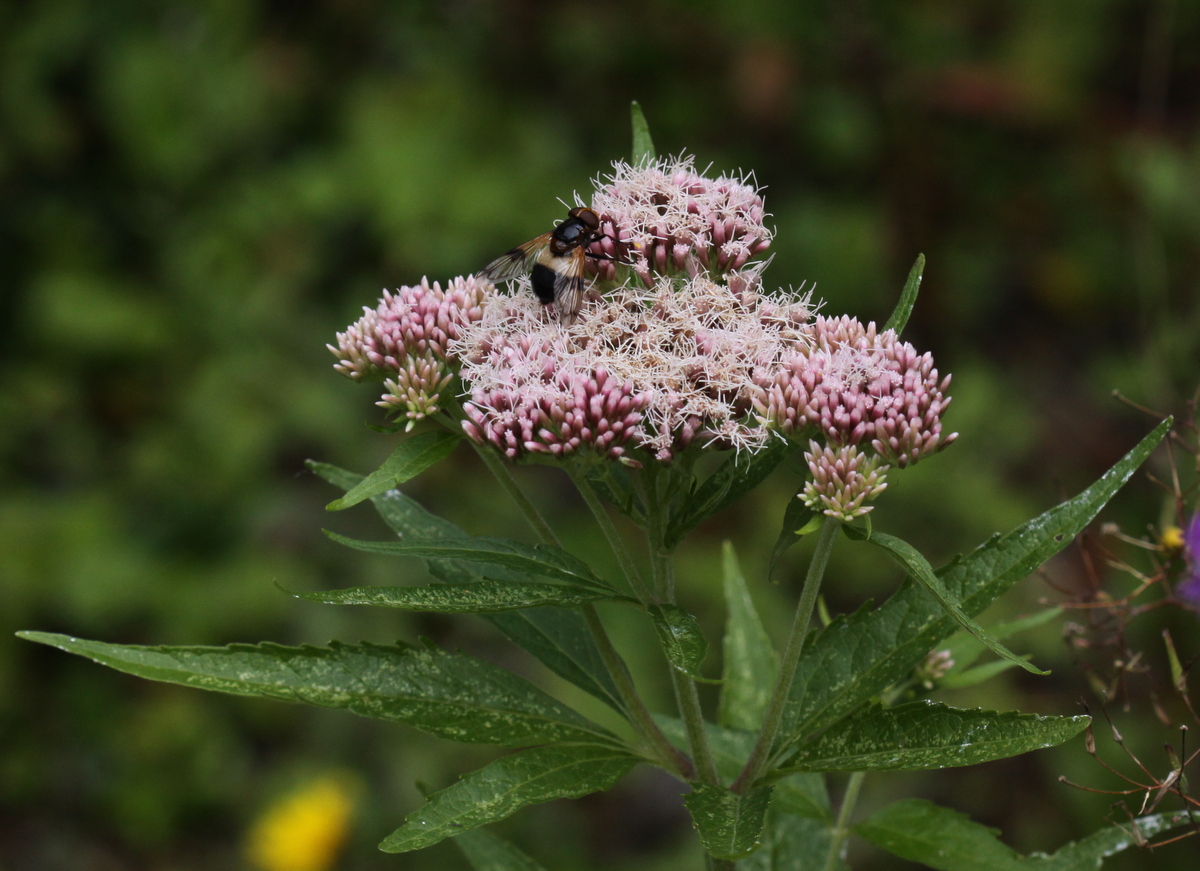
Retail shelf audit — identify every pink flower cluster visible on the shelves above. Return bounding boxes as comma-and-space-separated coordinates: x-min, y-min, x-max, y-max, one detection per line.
452, 272, 816, 463
328, 275, 486, 426
328, 153, 956, 520
587, 156, 773, 286
752, 315, 956, 468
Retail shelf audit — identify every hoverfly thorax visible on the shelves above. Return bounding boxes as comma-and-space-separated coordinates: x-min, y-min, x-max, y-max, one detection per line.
477, 205, 615, 325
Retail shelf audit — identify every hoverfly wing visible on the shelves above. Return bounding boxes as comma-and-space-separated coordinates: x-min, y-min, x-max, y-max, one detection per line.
551, 247, 589, 324
478, 233, 552, 283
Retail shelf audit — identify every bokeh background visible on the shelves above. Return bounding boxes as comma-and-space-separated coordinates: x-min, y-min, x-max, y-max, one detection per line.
2, 1, 1199, 869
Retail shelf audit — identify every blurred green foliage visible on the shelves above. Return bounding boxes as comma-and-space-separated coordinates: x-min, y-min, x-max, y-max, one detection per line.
2, 1, 1199, 868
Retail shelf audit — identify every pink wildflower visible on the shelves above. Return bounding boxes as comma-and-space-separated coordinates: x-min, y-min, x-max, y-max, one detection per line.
587, 155, 773, 286
328, 275, 488, 424
753, 316, 956, 467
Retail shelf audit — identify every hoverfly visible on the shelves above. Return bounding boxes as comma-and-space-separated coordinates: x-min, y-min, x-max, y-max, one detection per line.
478, 206, 615, 324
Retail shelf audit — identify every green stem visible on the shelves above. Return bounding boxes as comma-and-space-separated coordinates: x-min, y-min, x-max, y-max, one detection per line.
669, 665, 720, 786
823, 771, 866, 871
569, 466, 654, 603
469, 441, 561, 548
473, 448, 687, 774
581, 604, 694, 778
651, 547, 720, 787
731, 516, 841, 793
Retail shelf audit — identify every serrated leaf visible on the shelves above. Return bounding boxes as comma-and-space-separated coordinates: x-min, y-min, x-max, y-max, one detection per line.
684, 783, 774, 860
779, 420, 1168, 748
1029, 810, 1192, 870
380, 744, 638, 853
294, 580, 624, 613
768, 496, 817, 580
655, 716, 830, 822
843, 527, 1047, 676
324, 531, 614, 593
883, 254, 924, 335
665, 441, 793, 548
786, 701, 1087, 772
454, 827, 550, 871
649, 604, 711, 680
325, 432, 461, 511
719, 542, 779, 731
631, 100, 656, 163
308, 462, 626, 713
18, 632, 617, 747
855, 799, 1192, 871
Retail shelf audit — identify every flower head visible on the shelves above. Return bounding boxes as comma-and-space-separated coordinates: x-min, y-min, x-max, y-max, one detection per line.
800, 440, 889, 520
453, 271, 815, 462
587, 155, 773, 285
753, 316, 956, 467
328, 275, 487, 424
245, 774, 357, 871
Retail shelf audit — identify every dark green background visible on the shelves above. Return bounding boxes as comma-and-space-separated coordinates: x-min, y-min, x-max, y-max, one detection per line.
2, 1, 1198, 868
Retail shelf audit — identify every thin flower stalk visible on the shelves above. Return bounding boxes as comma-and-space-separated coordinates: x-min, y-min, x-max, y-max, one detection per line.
732, 516, 841, 793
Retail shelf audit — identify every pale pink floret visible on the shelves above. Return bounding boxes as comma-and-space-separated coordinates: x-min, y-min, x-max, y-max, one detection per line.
801, 441, 889, 521
328, 275, 488, 423
587, 156, 774, 286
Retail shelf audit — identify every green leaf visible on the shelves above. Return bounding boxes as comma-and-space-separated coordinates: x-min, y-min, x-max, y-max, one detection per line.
883, 254, 925, 335
719, 542, 779, 731
656, 716, 830, 822
1029, 810, 1193, 871
649, 604, 711, 680
738, 811, 841, 871
942, 607, 1063, 676
940, 658, 1027, 689
324, 432, 461, 511
19, 632, 617, 747
856, 799, 1026, 871
684, 783, 774, 860
324, 531, 615, 593
308, 462, 626, 713
767, 496, 817, 581
855, 799, 1192, 871
843, 527, 1048, 676
786, 701, 1087, 772
665, 441, 793, 548
380, 744, 638, 853
779, 419, 1168, 747
294, 580, 624, 613
454, 827, 549, 871
631, 100, 656, 163
488, 608, 628, 715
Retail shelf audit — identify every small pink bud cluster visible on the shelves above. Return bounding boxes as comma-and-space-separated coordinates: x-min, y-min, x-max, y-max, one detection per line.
800, 441, 889, 521
588, 156, 773, 286
915, 649, 956, 689
754, 316, 956, 468
328, 276, 487, 425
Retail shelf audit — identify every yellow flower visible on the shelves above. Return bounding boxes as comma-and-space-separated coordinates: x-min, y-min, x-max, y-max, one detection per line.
1161, 526, 1185, 553
246, 774, 357, 871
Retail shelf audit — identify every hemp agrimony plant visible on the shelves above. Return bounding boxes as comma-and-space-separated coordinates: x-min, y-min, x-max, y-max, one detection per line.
19, 107, 1192, 869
